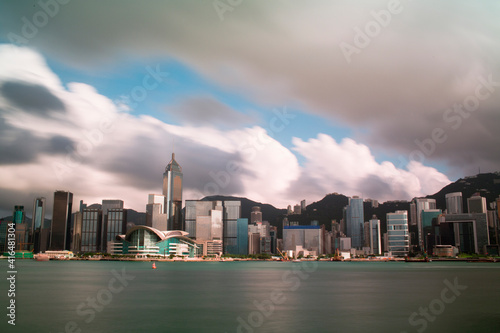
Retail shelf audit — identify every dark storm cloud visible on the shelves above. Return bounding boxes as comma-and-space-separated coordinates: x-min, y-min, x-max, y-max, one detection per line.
0, 116, 74, 165
1, 81, 66, 114
169, 96, 257, 129
1, 0, 499, 177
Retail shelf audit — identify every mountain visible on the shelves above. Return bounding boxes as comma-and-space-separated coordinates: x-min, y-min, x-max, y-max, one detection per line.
201, 195, 287, 226
427, 172, 500, 211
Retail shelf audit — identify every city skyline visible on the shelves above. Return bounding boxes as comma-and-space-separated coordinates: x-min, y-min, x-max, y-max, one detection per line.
1, 2, 500, 217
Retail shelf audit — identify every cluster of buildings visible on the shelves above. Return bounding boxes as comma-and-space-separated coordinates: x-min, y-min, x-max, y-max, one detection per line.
1, 154, 500, 259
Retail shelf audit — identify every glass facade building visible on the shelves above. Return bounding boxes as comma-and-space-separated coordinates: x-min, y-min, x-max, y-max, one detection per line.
411, 198, 436, 250
467, 195, 487, 214
106, 208, 127, 249
31, 197, 45, 253
223, 201, 241, 253
111, 226, 200, 257
50, 191, 73, 251
80, 208, 103, 253
185, 200, 242, 254
369, 217, 381, 255
163, 153, 183, 231
387, 210, 409, 257
346, 197, 364, 249
445, 192, 463, 214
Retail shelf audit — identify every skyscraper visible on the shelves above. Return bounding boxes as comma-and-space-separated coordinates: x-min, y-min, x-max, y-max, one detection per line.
411, 198, 436, 250
467, 195, 487, 214
31, 197, 46, 253
369, 216, 381, 255
250, 206, 263, 223
100, 199, 125, 252
50, 191, 73, 251
163, 153, 183, 230
146, 194, 168, 230
14, 206, 28, 250
80, 208, 103, 253
345, 196, 364, 249
387, 210, 409, 257
445, 192, 463, 214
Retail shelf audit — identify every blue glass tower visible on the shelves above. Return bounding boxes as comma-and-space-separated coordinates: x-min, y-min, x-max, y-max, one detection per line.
346, 197, 364, 249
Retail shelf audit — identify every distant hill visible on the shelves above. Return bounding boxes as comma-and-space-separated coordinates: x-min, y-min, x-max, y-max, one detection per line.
427, 172, 500, 211
201, 195, 287, 226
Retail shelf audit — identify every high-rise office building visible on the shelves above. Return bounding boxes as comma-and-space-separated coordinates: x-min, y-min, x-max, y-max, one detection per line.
31, 197, 46, 253
345, 197, 364, 249
163, 153, 183, 231
300, 199, 306, 212
80, 208, 103, 253
100, 199, 124, 252
250, 206, 263, 223
224, 218, 248, 255
467, 195, 487, 214
410, 198, 436, 250
106, 208, 127, 252
369, 216, 381, 255
14, 206, 28, 250
185, 200, 223, 242
223, 201, 242, 253
50, 191, 73, 251
146, 194, 168, 230
387, 210, 409, 257
283, 225, 323, 256
445, 192, 463, 214
185, 200, 241, 254
421, 209, 442, 254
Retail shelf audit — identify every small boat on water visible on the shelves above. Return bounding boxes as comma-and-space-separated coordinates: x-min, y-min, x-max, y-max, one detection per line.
152, 262, 157, 269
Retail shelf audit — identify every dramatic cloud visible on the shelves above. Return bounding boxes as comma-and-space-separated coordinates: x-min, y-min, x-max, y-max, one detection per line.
1, 2, 498, 217
0, 46, 301, 216
1, 1, 498, 176
1, 80, 66, 114
168, 95, 258, 129
291, 134, 451, 203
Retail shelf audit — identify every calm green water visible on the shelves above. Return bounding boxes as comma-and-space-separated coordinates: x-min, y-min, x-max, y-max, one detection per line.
1, 260, 499, 333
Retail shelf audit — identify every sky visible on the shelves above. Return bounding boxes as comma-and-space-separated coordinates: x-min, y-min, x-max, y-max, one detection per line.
0, 0, 499, 218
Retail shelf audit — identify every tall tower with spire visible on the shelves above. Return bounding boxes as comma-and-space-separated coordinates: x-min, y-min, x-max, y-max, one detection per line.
163, 153, 183, 230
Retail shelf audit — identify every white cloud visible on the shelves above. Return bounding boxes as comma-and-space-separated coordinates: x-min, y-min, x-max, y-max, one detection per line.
292, 134, 451, 202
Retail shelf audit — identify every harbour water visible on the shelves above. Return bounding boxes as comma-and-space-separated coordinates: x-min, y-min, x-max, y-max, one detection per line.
2, 260, 499, 333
